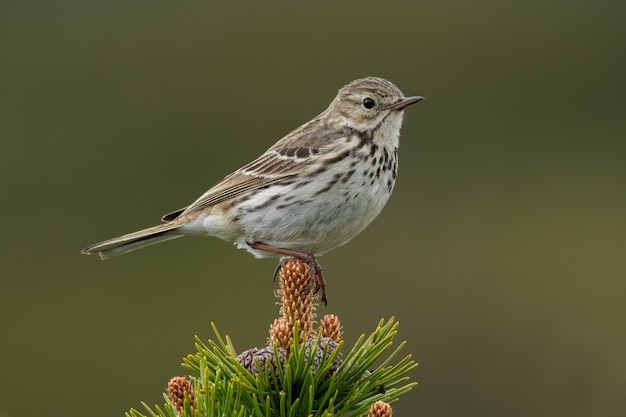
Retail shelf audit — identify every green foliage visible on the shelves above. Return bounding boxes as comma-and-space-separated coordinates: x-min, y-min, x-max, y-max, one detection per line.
126, 318, 416, 417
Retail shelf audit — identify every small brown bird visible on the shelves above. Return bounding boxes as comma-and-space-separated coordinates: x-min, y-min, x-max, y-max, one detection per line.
82, 77, 424, 303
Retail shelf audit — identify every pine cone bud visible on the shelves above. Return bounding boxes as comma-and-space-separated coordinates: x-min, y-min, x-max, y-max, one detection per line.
276, 259, 317, 344
167, 376, 196, 414
268, 318, 292, 350
368, 400, 393, 417
319, 313, 342, 342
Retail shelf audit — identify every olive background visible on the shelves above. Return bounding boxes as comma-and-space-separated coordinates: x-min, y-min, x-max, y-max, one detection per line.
1, 2, 625, 417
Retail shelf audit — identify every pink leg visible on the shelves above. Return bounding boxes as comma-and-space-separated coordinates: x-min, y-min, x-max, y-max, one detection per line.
246, 238, 327, 305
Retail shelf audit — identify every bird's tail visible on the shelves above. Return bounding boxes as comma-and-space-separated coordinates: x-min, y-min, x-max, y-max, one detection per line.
81, 222, 183, 260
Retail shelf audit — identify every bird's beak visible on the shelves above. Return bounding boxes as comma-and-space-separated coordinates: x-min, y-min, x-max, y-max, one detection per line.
386, 95, 425, 111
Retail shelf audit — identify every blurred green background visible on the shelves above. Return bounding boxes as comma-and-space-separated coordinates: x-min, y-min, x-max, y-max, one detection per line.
1, 1, 625, 416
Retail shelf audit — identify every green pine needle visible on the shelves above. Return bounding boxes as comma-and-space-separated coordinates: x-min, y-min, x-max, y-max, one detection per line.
129, 317, 416, 417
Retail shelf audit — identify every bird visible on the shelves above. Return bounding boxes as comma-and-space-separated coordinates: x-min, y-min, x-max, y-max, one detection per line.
82, 77, 424, 303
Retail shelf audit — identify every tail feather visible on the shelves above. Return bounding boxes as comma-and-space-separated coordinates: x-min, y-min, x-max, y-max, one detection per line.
81, 222, 183, 259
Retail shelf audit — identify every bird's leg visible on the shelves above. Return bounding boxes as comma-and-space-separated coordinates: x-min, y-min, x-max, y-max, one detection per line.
246, 238, 327, 305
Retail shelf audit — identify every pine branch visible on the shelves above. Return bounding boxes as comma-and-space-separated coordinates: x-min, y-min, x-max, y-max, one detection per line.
126, 260, 417, 417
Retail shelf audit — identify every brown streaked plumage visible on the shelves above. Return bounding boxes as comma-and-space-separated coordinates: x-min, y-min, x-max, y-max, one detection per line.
82, 77, 424, 303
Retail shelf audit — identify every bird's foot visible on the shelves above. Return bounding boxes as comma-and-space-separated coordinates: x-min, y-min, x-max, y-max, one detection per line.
247, 238, 327, 306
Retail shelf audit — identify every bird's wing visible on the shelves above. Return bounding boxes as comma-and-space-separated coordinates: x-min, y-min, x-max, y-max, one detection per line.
162, 116, 348, 221
162, 170, 295, 221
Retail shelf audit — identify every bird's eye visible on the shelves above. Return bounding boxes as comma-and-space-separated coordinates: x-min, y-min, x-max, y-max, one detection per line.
362, 97, 376, 109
